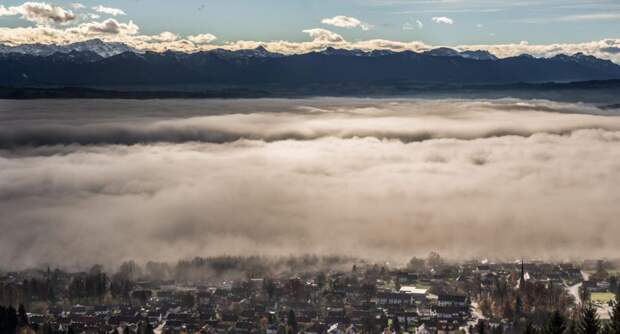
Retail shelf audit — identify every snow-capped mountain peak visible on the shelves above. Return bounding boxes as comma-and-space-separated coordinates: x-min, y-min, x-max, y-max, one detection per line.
459, 50, 498, 61
424, 47, 498, 60
0, 39, 138, 58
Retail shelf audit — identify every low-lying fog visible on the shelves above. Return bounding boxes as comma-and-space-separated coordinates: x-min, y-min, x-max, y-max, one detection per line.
1, 98, 619, 269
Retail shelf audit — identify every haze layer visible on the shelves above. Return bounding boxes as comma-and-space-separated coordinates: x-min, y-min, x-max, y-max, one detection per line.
1, 98, 619, 268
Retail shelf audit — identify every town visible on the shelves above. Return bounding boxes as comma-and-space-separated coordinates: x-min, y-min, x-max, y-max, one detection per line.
1, 255, 619, 334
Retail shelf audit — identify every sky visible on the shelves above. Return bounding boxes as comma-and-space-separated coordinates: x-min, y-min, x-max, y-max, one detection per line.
1, 0, 620, 45
2, 98, 620, 268
1, 0, 620, 60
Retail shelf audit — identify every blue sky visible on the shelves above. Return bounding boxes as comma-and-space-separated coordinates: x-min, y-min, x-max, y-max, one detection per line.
1, 0, 620, 45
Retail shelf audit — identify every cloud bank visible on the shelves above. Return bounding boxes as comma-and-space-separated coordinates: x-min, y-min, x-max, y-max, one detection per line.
1, 99, 620, 269
1, 99, 620, 148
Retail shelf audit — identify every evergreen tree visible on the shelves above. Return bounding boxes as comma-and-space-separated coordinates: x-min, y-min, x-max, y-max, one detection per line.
580, 288, 591, 305
144, 322, 154, 334
577, 303, 601, 334
392, 316, 401, 333
379, 313, 388, 332
137, 321, 146, 334
18, 304, 28, 327
0, 306, 6, 334
607, 299, 620, 334
477, 320, 486, 334
515, 296, 524, 318
567, 318, 578, 334
545, 310, 566, 334
4, 305, 18, 334
287, 309, 298, 334
40, 322, 54, 334
362, 314, 375, 334
524, 321, 538, 334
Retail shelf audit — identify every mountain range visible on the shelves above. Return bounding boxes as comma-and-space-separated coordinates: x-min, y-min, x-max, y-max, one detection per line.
1, 39, 620, 87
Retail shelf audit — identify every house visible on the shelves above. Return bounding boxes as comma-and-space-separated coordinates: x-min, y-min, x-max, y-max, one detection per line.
399, 287, 428, 304
437, 294, 467, 307
305, 322, 328, 334
375, 293, 414, 306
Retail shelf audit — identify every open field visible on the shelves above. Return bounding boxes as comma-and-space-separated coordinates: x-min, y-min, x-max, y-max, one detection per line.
584, 270, 620, 276
592, 292, 616, 304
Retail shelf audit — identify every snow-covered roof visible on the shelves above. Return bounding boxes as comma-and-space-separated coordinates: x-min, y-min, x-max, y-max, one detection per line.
399, 286, 428, 295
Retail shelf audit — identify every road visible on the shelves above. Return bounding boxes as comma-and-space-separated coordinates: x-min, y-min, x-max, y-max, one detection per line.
566, 270, 590, 305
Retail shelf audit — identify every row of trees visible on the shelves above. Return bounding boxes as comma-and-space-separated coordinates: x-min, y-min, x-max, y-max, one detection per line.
517, 298, 620, 334
477, 279, 574, 326
0, 304, 28, 334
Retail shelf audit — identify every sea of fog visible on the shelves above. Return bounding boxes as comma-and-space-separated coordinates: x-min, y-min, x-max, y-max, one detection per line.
1, 98, 619, 269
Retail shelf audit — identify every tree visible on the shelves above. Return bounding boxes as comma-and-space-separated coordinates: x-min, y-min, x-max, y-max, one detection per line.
425, 252, 444, 269
287, 309, 299, 334
394, 279, 401, 292
18, 304, 28, 327
577, 303, 601, 334
144, 322, 154, 334
263, 278, 277, 301
391, 316, 401, 333
477, 320, 486, 334
524, 322, 538, 334
544, 310, 566, 334
567, 319, 578, 334
379, 313, 388, 332
362, 313, 375, 334
407, 257, 425, 271
138, 321, 154, 334
580, 287, 591, 305
607, 299, 620, 334
609, 277, 618, 297
4, 305, 18, 333
39, 322, 54, 334
515, 296, 524, 318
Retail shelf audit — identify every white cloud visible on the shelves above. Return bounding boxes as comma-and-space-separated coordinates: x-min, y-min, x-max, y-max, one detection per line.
146, 31, 179, 43
432, 16, 454, 24
302, 28, 345, 43
0, 2, 76, 24
92, 5, 126, 16
187, 33, 217, 44
68, 18, 139, 35
403, 19, 423, 30
70, 3, 85, 10
321, 15, 372, 31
